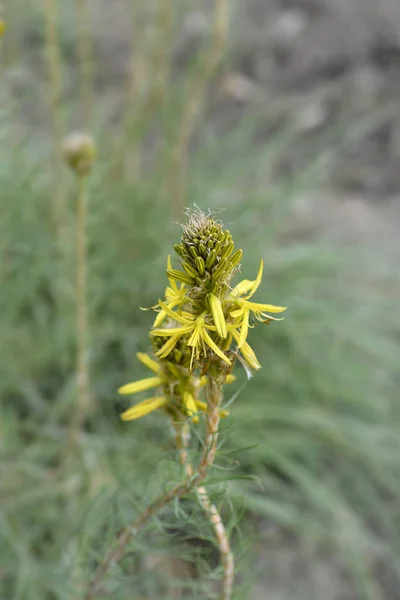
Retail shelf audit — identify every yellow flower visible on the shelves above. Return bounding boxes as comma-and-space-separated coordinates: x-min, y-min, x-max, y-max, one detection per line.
229, 259, 286, 347
153, 256, 188, 327
152, 309, 231, 368
118, 352, 229, 422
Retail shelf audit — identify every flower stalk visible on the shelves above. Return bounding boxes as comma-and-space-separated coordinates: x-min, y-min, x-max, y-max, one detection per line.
63, 133, 96, 439
85, 382, 224, 600
86, 209, 286, 597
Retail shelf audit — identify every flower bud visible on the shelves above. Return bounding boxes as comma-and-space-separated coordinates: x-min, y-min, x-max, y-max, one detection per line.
63, 132, 96, 176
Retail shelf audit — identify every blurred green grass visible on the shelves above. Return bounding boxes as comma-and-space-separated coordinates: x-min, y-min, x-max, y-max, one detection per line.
1, 1, 400, 599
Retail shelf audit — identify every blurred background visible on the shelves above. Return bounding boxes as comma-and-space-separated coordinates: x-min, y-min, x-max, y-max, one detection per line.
1, 0, 399, 598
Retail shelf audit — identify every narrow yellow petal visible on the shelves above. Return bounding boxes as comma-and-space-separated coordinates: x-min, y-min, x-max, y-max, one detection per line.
231, 329, 261, 370
136, 352, 160, 374
231, 279, 254, 298
187, 316, 205, 348
202, 329, 231, 365
230, 307, 245, 319
121, 396, 167, 421
247, 259, 264, 298
246, 302, 286, 314
155, 334, 181, 359
180, 311, 196, 321
167, 255, 178, 292
238, 308, 249, 348
118, 376, 163, 395
151, 324, 194, 337
184, 392, 199, 423
158, 299, 193, 324
241, 341, 261, 370
208, 293, 227, 339
153, 309, 167, 327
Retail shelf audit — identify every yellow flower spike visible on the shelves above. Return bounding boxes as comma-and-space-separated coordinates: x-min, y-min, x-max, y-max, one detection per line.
136, 352, 160, 374
118, 376, 163, 395
208, 293, 227, 339
121, 396, 167, 421
184, 392, 199, 423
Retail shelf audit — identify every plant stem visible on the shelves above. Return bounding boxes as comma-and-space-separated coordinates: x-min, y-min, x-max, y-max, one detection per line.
177, 423, 234, 600
72, 174, 90, 436
176, 419, 234, 599
85, 379, 223, 599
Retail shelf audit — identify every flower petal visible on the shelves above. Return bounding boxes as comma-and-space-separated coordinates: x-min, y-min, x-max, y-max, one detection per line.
167, 255, 178, 292
155, 333, 182, 359
208, 293, 227, 339
158, 299, 193, 324
232, 329, 261, 370
118, 376, 163, 395
136, 352, 160, 374
151, 324, 194, 337
247, 259, 263, 298
245, 301, 286, 313
230, 307, 245, 319
184, 392, 199, 423
121, 396, 167, 421
231, 279, 255, 298
187, 316, 205, 348
202, 329, 231, 365
153, 310, 167, 327
238, 308, 249, 348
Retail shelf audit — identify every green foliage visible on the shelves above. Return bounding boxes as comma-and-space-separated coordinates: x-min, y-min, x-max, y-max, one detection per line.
1, 2, 400, 599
